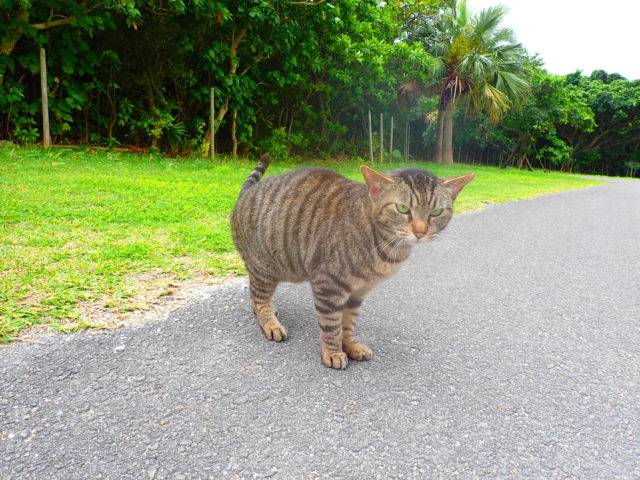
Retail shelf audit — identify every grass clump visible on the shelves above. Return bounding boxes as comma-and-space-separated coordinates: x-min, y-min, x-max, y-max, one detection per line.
0, 147, 605, 341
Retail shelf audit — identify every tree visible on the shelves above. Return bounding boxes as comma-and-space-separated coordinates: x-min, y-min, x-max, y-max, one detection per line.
437, 65, 639, 175
413, 0, 530, 164
499, 60, 594, 170
2, 0, 435, 155
556, 71, 640, 171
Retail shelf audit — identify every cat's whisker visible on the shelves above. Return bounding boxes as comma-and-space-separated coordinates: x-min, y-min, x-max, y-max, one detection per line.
389, 237, 407, 260
373, 235, 398, 256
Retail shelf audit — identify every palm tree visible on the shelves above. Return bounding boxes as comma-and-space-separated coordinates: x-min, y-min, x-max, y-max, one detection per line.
417, 0, 531, 164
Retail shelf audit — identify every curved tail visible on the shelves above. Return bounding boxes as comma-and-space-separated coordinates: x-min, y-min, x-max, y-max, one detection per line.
240, 153, 271, 195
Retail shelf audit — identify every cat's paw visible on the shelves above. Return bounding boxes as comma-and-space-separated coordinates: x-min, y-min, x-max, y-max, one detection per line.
261, 319, 288, 342
322, 350, 348, 369
344, 343, 373, 361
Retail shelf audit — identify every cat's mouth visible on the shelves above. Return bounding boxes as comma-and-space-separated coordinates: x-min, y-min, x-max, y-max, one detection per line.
403, 233, 437, 245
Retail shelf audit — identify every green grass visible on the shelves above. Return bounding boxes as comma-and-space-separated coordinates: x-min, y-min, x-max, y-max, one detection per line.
0, 147, 605, 341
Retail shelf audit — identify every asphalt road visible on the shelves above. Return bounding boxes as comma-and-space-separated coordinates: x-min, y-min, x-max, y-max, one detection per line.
2, 178, 639, 480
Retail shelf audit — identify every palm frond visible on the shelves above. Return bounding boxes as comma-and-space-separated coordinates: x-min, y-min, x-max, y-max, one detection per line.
492, 27, 517, 46
458, 53, 493, 82
472, 81, 510, 122
432, 56, 448, 80
494, 70, 531, 104
455, 0, 471, 30
473, 4, 508, 40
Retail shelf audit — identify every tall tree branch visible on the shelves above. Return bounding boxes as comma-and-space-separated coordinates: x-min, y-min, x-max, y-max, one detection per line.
31, 17, 79, 30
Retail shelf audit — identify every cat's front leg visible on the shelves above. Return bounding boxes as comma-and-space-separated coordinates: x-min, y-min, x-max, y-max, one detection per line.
311, 280, 350, 369
341, 296, 373, 361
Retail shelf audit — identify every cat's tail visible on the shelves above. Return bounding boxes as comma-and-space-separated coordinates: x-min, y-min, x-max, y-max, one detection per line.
240, 153, 271, 195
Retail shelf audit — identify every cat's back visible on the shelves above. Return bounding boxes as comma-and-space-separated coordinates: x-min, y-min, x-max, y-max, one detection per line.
247, 166, 348, 194
234, 167, 361, 214
231, 166, 368, 281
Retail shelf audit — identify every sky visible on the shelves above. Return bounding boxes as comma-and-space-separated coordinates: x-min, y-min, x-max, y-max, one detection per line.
465, 0, 640, 80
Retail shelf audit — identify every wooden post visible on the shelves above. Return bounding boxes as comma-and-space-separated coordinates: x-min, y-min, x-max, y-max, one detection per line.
405, 122, 410, 161
368, 110, 374, 165
389, 116, 394, 163
379, 113, 384, 164
39, 48, 51, 149
214, 87, 216, 160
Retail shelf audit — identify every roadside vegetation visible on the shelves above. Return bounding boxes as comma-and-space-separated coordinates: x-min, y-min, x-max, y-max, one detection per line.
2, 0, 639, 175
0, 147, 605, 341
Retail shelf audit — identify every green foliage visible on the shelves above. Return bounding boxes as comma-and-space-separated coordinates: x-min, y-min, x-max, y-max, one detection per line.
0, 1, 638, 174
556, 72, 640, 173
259, 127, 309, 160
1, 0, 443, 156
444, 59, 640, 175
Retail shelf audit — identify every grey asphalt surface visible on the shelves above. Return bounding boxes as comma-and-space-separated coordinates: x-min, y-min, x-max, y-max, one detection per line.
2, 178, 640, 480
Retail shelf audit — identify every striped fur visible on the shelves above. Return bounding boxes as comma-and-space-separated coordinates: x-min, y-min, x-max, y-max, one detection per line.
230, 156, 474, 369
240, 153, 271, 195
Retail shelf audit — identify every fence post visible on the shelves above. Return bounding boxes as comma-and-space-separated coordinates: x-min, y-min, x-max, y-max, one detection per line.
39, 48, 51, 149
389, 116, 394, 163
210, 87, 215, 161
368, 109, 374, 165
405, 122, 410, 161
379, 113, 383, 164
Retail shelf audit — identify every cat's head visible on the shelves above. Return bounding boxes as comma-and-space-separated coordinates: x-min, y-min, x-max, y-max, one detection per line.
360, 166, 475, 245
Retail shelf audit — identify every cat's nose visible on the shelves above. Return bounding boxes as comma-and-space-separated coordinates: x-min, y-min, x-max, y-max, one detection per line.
411, 220, 428, 239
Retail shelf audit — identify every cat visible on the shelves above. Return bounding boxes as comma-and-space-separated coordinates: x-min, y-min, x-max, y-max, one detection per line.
231, 154, 474, 369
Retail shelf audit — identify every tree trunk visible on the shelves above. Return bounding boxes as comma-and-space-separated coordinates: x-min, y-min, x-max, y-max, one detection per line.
83, 105, 90, 144
434, 103, 445, 163
201, 26, 247, 155
105, 86, 117, 140
231, 108, 238, 157
442, 99, 454, 165
504, 129, 527, 168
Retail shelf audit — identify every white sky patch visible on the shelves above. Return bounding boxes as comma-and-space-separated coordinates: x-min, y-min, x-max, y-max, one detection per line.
465, 0, 640, 80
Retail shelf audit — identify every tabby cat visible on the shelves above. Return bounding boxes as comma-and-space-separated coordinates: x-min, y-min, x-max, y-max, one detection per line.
231, 154, 474, 369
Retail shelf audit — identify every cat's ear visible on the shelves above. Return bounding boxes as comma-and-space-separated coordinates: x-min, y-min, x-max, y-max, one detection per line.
360, 166, 396, 200
441, 173, 475, 201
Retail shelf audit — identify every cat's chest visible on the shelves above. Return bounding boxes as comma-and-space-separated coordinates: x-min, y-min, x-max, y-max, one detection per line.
375, 256, 406, 276
350, 257, 407, 293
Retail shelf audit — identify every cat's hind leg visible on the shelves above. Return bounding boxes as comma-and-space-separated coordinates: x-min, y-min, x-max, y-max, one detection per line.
311, 278, 351, 369
341, 296, 373, 361
248, 272, 287, 342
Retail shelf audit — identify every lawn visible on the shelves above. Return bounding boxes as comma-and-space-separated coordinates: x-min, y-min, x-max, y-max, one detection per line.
0, 147, 606, 341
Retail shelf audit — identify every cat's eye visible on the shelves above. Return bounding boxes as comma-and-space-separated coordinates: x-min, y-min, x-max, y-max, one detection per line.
396, 204, 410, 214
431, 208, 444, 217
